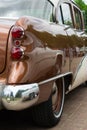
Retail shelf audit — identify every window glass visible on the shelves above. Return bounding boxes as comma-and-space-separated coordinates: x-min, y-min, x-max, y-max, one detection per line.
61, 3, 73, 27
0, 0, 53, 21
74, 7, 82, 30
57, 6, 63, 24
57, 3, 73, 27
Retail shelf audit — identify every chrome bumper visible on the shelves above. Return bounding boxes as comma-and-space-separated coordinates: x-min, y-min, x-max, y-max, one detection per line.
0, 83, 39, 110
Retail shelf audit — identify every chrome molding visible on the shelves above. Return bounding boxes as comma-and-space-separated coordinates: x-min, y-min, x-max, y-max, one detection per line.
38, 72, 72, 85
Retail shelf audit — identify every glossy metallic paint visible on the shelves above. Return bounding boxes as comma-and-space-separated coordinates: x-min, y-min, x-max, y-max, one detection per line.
0, 0, 86, 107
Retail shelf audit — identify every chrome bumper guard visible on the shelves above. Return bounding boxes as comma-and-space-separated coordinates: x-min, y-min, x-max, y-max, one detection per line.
1, 83, 39, 110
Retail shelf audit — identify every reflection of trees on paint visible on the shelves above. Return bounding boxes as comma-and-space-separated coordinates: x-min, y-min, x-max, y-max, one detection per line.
63, 46, 86, 58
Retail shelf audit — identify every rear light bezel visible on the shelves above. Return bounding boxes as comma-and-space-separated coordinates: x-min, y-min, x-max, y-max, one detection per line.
13, 40, 21, 47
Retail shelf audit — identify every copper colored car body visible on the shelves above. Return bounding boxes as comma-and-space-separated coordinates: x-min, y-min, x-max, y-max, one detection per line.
0, 0, 87, 127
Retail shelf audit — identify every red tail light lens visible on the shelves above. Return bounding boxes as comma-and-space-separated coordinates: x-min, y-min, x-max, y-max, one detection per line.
14, 40, 21, 47
11, 26, 24, 60
11, 47, 24, 60
11, 26, 24, 39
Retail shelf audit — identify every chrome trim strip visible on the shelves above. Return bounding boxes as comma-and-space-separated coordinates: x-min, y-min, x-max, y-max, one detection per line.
38, 72, 73, 85
2, 83, 39, 110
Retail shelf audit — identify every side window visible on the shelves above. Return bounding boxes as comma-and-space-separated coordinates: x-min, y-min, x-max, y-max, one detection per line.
74, 7, 83, 30
57, 3, 73, 27
57, 6, 63, 24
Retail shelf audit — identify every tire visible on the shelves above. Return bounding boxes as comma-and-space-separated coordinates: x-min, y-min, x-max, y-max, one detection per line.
31, 78, 65, 127
85, 81, 87, 86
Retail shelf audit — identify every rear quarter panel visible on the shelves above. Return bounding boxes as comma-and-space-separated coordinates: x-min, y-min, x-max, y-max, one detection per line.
7, 16, 67, 84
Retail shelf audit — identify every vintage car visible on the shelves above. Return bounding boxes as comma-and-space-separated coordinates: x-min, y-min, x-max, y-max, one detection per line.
0, 0, 87, 127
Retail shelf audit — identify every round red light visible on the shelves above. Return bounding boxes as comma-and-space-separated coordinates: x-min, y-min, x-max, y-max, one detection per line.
11, 47, 24, 60
14, 40, 21, 47
11, 26, 24, 39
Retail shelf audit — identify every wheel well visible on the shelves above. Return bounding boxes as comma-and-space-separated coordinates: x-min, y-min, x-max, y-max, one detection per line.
55, 74, 73, 92
64, 74, 73, 92
56, 54, 63, 73
56, 54, 62, 67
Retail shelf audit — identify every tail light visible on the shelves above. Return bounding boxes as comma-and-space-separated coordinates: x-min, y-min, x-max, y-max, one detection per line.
14, 40, 21, 47
11, 47, 24, 60
11, 26, 25, 60
11, 26, 24, 39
